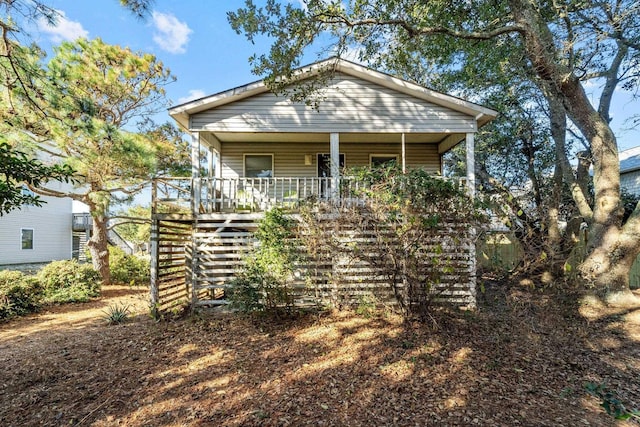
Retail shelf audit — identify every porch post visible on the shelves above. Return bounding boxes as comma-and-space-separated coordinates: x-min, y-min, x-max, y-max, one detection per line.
401, 133, 406, 173
330, 132, 340, 199
465, 132, 475, 197
206, 148, 214, 211
191, 132, 201, 213
465, 131, 477, 308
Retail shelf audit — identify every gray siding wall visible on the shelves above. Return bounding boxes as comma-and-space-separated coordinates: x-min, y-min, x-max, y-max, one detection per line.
220, 142, 440, 178
0, 195, 73, 265
191, 73, 476, 133
621, 170, 640, 196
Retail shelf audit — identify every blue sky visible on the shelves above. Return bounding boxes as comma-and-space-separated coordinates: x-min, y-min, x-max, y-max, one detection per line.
26, 0, 640, 151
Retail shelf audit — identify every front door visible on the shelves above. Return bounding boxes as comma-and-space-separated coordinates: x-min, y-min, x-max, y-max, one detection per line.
317, 153, 345, 178
317, 153, 345, 198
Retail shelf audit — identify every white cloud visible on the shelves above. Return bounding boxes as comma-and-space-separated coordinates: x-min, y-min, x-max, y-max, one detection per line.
152, 11, 192, 54
177, 89, 206, 104
37, 10, 88, 43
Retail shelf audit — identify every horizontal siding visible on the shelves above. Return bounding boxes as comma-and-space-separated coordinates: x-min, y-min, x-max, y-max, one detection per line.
621, 171, 640, 196
221, 142, 440, 178
0, 195, 73, 265
192, 73, 476, 133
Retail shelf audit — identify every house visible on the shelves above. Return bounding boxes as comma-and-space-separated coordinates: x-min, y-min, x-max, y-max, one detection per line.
620, 146, 640, 196
0, 184, 74, 266
0, 186, 132, 267
151, 58, 498, 312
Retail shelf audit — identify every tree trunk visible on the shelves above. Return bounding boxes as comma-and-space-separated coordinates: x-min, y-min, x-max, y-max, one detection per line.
87, 213, 111, 286
580, 205, 640, 303
510, 0, 639, 302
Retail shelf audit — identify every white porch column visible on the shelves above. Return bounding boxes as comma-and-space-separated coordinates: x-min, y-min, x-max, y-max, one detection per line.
207, 149, 214, 178
401, 133, 406, 173
191, 132, 201, 213
330, 132, 340, 199
465, 131, 477, 308
465, 132, 475, 197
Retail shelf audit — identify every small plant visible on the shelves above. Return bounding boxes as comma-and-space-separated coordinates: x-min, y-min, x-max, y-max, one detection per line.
585, 382, 640, 421
104, 303, 131, 325
0, 270, 44, 320
355, 294, 377, 318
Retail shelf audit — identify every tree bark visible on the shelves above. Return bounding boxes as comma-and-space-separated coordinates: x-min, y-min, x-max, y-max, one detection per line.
510, 0, 640, 301
87, 213, 111, 286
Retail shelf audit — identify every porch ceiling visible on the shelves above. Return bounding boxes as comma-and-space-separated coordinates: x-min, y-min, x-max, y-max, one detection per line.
208, 131, 457, 144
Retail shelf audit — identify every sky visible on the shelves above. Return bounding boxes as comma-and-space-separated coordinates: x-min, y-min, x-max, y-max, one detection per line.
23, 0, 640, 153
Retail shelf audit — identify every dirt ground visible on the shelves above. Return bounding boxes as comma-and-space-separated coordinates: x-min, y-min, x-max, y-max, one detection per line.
0, 282, 639, 427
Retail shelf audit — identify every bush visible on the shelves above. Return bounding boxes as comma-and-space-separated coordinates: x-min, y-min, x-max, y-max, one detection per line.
109, 246, 150, 285
227, 208, 298, 313
37, 260, 101, 304
0, 270, 44, 320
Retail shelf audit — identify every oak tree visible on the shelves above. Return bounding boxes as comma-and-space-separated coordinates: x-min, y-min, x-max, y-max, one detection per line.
229, 0, 640, 303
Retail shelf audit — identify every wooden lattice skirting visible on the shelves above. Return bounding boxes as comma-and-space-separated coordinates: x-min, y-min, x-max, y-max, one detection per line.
150, 213, 476, 313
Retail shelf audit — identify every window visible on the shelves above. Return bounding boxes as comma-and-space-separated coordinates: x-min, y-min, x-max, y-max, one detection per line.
244, 154, 273, 178
370, 154, 399, 167
21, 228, 34, 250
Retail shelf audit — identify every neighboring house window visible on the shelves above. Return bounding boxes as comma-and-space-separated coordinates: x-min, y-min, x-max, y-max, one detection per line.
21, 228, 34, 250
244, 154, 273, 177
370, 154, 399, 167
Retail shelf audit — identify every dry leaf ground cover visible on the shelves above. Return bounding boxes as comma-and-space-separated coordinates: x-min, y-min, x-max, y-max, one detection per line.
0, 282, 639, 426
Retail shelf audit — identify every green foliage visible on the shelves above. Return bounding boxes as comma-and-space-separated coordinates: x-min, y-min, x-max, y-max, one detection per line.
0, 140, 74, 215
227, 208, 299, 313
621, 189, 640, 224
113, 205, 151, 247
0, 270, 44, 320
302, 165, 486, 320
347, 163, 486, 220
103, 303, 131, 325
37, 260, 101, 304
355, 294, 377, 318
585, 382, 640, 421
109, 246, 150, 286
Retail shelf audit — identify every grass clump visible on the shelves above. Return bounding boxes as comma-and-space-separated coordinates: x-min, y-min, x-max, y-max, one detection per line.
38, 260, 101, 304
0, 270, 44, 320
104, 303, 131, 325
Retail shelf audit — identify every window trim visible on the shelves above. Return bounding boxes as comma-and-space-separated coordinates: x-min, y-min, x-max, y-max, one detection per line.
243, 153, 274, 178
369, 153, 400, 167
21, 228, 34, 250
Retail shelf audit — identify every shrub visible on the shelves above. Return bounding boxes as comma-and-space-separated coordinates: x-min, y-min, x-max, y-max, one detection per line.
0, 270, 44, 320
109, 246, 150, 286
37, 260, 101, 304
227, 208, 298, 313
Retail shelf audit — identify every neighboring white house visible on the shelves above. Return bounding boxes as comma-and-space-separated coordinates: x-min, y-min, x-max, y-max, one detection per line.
0, 186, 74, 265
620, 146, 640, 196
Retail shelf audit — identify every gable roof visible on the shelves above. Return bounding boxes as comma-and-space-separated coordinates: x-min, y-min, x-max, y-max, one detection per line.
169, 57, 498, 131
620, 146, 640, 174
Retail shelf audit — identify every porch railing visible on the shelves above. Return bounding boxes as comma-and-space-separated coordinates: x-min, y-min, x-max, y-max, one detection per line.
152, 176, 465, 215
152, 176, 370, 214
